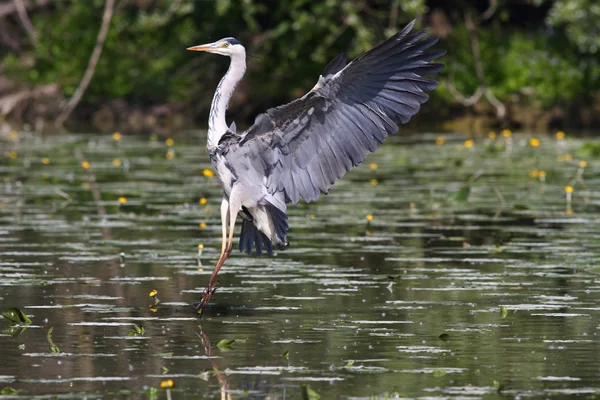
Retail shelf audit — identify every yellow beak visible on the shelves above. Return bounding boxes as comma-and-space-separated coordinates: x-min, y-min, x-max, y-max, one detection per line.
186, 44, 215, 52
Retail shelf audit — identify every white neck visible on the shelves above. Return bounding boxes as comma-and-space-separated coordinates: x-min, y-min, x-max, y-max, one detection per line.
207, 49, 246, 151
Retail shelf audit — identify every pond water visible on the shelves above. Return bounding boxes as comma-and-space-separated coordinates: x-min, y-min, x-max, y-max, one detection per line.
1, 131, 599, 399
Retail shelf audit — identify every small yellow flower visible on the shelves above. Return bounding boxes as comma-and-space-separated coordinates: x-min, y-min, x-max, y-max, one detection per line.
42, 158, 50, 165
160, 379, 174, 389
81, 161, 90, 169
309, 214, 315, 220
199, 222, 207, 229
165, 149, 175, 159
199, 197, 207, 205
488, 131, 496, 140
9, 131, 18, 140
165, 138, 174, 147
564, 154, 572, 161
555, 131, 565, 140
538, 170, 546, 178
529, 169, 540, 178
149, 306, 157, 313
112, 158, 122, 167
370, 179, 378, 186
501, 129, 512, 137
149, 289, 158, 297
366, 214, 373, 222
198, 244, 204, 249
565, 208, 573, 216
8, 151, 17, 159
464, 139, 474, 149
369, 162, 378, 170
579, 160, 587, 168
436, 136, 445, 146
202, 168, 215, 177
112, 132, 122, 141
564, 185, 574, 194
529, 138, 540, 148
118, 196, 127, 204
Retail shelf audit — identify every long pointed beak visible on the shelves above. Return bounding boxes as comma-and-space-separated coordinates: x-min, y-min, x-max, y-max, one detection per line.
187, 43, 216, 52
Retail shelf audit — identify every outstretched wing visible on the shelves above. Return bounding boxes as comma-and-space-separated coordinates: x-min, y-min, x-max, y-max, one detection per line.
237, 21, 444, 204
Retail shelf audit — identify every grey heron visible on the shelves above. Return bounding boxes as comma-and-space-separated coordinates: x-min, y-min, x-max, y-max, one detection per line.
187, 21, 444, 315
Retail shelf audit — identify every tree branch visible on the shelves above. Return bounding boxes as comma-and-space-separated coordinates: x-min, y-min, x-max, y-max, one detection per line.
55, 0, 115, 128
444, 8, 506, 120
0, 0, 49, 19
12, 0, 38, 46
444, 79, 487, 107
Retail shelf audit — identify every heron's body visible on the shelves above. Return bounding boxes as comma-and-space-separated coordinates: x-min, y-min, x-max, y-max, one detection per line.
187, 22, 445, 314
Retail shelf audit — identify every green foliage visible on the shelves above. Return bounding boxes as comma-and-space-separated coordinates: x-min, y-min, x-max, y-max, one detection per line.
537, 0, 600, 54
1, 0, 599, 121
441, 24, 596, 107
3, 1, 198, 103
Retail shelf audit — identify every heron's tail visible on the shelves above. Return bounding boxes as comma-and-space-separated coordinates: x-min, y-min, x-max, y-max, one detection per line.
239, 203, 289, 256
239, 219, 273, 256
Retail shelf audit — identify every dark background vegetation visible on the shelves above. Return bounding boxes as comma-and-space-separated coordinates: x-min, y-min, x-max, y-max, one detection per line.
0, 0, 598, 134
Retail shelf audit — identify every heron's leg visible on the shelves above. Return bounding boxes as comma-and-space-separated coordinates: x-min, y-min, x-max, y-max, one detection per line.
195, 198, 230, 315
226, 200, 239, 252
196, 193, 242, 316
219, 198, 229, 257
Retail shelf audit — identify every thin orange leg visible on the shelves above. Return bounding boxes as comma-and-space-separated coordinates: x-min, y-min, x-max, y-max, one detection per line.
196, 198, 238, 316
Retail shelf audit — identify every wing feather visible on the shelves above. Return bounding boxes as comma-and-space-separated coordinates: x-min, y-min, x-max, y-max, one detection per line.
232, 21, 444, 204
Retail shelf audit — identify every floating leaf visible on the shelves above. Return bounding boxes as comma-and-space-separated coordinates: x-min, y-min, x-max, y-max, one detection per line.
128, 325, 145, 336
500, 306, 508, 318
2, 308, 32, 324
0, 387, 21, 395
1, 325, 28, 337
146, 387, 158, 400
346, 360, 355, 366
432, 369, 447, 377
216, 339, 236, 350
301, 385, 321, 400
283, 350, 289, 360
452, 185, 471, 202
493, 379, 504, 391
438, 333, 450, 341
46, 327, 60, 354
578, 141, 600, 158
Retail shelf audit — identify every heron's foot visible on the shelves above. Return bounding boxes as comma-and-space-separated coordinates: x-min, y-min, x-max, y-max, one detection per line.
193, 243, 233, 318
193, 285, 218, 317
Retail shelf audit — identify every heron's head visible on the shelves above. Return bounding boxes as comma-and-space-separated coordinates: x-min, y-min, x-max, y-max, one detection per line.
186, 37, 244, 57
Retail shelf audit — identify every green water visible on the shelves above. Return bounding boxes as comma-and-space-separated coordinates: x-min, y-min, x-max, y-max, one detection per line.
1, 131, 599, 399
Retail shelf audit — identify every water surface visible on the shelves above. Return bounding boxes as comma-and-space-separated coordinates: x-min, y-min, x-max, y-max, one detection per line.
1, 132, 599, 398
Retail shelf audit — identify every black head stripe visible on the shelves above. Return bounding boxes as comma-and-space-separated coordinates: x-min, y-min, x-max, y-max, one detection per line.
223, 37, 242, 46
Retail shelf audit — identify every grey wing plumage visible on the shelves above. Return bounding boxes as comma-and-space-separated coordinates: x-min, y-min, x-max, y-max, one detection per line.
238, 21, 445, 204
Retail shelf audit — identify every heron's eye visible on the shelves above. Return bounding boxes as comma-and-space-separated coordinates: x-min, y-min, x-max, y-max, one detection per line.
221, 42, 230, 48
